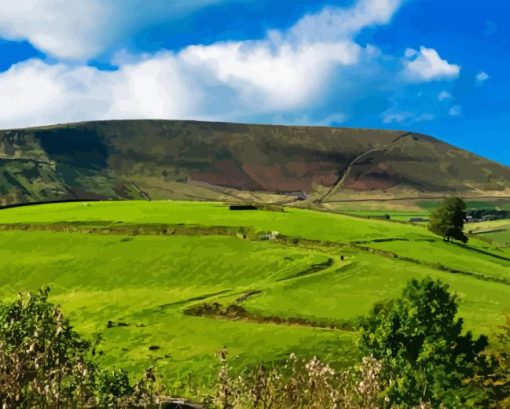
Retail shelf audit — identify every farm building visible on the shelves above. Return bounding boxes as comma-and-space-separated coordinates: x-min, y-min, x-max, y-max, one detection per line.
229, 204, 258, 210
258, 231, 280, 240
409, 217, 428, 223
282, 191, 307, 201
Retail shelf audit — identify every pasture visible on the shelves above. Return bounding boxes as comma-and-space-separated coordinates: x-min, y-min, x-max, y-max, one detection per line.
467, 219, 510, 245
0, 200, 509, 393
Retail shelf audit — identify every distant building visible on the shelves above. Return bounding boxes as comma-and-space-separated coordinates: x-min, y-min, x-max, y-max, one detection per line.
229, 204, 258, 210
282, 191, 307, 201
465, 215, 481, 223
369, 214, 391, 220
259, 231, 280, 240
409, 217, 428, 223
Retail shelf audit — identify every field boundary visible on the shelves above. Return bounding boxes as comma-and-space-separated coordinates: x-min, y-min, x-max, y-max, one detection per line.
1, 221, 508, 287
184, 301, 356, 331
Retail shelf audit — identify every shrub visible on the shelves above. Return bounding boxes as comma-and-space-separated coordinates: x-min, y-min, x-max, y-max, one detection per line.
207, 349, 389, 409
358, 278, 497, 407
0, 288, 162, 408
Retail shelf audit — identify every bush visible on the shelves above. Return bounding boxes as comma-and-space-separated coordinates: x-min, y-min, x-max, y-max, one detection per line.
207, 349, 386, 409
2, 285, 509, 408
358, 278, 498, 408
0, 288, 162, 408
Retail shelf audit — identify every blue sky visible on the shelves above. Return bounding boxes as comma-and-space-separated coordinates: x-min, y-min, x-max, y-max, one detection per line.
0, 0, 508, 165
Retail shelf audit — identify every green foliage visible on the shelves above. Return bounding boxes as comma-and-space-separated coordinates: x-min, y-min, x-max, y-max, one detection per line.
428, 197, 468, 243
490, 314, 510, 407
0, 287, 95, 407
95, 367, 161, 409
358, 278, 496, 407
95, 369, 134, 406
1, 285, 509, 408
0, 288, 162, 408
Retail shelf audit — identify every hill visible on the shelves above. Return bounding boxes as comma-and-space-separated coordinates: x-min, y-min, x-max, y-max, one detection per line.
1, 120, 510, 206
0, 200, 509, 390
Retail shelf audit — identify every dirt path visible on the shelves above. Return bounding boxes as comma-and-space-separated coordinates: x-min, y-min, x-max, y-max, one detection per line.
319, 132, 417, 203
320, 148, 380, 203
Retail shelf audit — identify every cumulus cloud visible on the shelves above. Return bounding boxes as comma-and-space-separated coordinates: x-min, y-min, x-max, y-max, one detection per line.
0, 0, 112, 60
181, 40, 361, 112
475, 71, 489, 85
402, 46, 460, 82
0, 0, 405, 128
290, 0, 401, 42
0, 55, 204, 129
0, 0, 224, 60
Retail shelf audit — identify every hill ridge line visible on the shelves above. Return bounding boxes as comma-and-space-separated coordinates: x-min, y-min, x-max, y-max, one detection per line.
1, 119, 509, 205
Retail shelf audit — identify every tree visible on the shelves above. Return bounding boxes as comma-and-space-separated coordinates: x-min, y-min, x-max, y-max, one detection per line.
358, 278, 494, 408
428, 197, 468, 243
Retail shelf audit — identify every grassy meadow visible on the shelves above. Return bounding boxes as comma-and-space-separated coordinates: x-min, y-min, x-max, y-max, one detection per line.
467, 219, 510, 245
0, 200, 509, 393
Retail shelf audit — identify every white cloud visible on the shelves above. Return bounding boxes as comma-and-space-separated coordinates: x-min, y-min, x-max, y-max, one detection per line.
0, 0, 404, 128
475, 71, 489, 85
290, 0, 401, 42
0, 0, 401, 62
0, 0, 471, 131
0, 1, 119, 60
382, 111, 411, 124
402, 46, 460, 82
0, 0, 224, 60
449, 105, 462, 117
0, 56, 202, 129
437, 90, 452, 101
382, 110, 434, 124
106, 54, 204, 120
181, 40, 361, 111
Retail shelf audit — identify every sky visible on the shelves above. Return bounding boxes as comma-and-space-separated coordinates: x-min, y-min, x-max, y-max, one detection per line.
0, 0, 508, 165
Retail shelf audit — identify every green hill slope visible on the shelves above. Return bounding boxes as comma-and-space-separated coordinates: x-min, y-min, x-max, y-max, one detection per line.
0, 201, 508, 389
1, 120, 509, 205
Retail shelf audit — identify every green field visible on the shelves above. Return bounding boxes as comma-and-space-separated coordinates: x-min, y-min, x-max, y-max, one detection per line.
467, 219, 510, 245
0, 201, 509, 394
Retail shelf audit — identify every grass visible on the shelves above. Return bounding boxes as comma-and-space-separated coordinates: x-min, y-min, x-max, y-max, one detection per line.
0, 227, 352, 389
467, 219, 510, 245
243, 251, 510, 335
0, 232, 331, 294
0, 201, 435, 243
483, 229, 510, 244
365, 239, 510, 282
0, 200, 509, 393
